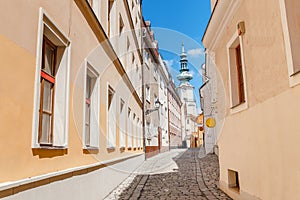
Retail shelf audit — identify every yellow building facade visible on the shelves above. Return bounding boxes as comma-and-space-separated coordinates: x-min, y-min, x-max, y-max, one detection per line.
203, 0, 300, 199
0, 0, 144, 199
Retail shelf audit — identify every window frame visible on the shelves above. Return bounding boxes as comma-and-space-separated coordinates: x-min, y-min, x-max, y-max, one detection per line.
32, 8, 71, 149
83, 61, 100, 149
279, 0, 300, 87
145, 85, 151, 102
107, 83, 116, 149
119, 98, 126, 148
38, 36, 57, 146
227, 31, 248, 114
127, 107, 132, 148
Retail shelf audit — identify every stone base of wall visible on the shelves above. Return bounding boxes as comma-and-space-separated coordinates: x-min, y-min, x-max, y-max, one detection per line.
0, 154, 145, 200
145, 146, 160, 158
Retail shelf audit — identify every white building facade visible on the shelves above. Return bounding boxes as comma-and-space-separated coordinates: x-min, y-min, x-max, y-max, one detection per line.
176, 44, 198, 148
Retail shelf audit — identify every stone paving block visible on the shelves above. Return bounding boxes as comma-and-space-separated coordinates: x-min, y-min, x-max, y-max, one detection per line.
108, 149, 232, 200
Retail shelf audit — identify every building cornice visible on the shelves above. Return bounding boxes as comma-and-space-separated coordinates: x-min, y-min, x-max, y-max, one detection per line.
142, 19, 160, 64
202, 0, 242, 50
123, 0, 143, 62
74, 0, 142, 108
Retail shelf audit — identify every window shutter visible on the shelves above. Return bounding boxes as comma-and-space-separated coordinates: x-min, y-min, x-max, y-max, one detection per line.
89, 79, 100, 148
119, 102, 126, 148
127, 112, 132, 148
53, 48, 68, 147
107, 92, 116, 148
133, 117, 137, 148
138, 122, 142, 148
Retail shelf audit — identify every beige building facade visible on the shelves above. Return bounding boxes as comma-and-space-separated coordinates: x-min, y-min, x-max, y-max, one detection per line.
168, 77, 182, 148
203, 0, 300, 199
142, 20, 161, 158
0, 0, 144, 199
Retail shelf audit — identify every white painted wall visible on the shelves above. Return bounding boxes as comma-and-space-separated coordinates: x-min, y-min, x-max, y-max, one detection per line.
3, 154, 144, 200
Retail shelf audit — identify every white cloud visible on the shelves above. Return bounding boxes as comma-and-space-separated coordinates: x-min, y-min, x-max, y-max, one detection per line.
163, 59, 174, 68
190, 70, 195, 76
187, 48, 204, 57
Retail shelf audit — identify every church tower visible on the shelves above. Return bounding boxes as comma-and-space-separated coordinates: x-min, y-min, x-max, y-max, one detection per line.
176, 43, 198, 147
177, 43, 193, 84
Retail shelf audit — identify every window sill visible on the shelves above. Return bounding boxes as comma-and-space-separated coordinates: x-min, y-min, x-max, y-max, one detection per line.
228, 186, 240, 194
83, 146, 99, 150
32, 145, 68, 150
230, 101, 248, 115
289, 70, 300, 87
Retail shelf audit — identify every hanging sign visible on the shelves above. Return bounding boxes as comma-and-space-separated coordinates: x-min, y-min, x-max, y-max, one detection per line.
206, 117, 216, 128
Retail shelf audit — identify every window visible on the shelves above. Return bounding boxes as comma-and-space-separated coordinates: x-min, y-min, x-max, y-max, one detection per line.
153, 64, 158, 79
108, 0, 114, 37
127, 108, 132, 148
145, 85, 150, 102
228, 169, 240, 192
138, 121, 142, 148
119, 14, 124, 34
88, 0, 100, 18
235, 45, 245, 104
280, 0, 300, 86
136, 118, 140, 148
144, 51, 149, 66
32, 9, 70, 148
39, 37, 57, 145
84, 64, 100, 149
133, 113, 136, 148
88, 0, 93, 7
127, 37, 130, 51
132, 53, 135, 64
119, 98, 126, 148
107, 85, 116, 148
227, 32, 247, 111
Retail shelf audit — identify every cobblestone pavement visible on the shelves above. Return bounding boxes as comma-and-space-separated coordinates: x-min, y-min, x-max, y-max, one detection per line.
106, 148, 232, 200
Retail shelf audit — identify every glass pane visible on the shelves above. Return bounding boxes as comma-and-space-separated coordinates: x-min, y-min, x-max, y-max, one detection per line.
85, 103, 90, 124
44, 43, 55, 75
43, 81, 53, 112
40, 113, 51, 144
85, 124, 90, 146
86, 75, 92, 98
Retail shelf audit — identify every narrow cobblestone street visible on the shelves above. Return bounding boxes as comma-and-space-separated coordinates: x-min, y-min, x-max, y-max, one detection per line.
106, 148, 232, 200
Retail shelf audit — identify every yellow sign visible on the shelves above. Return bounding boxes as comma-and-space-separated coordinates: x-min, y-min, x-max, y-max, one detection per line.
206, 118, 216, 128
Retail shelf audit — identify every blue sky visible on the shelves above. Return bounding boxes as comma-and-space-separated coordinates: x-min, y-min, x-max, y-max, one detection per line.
142, 0, 211, 113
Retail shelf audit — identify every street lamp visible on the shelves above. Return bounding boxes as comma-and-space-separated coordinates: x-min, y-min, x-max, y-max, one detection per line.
145, 99, 162, 115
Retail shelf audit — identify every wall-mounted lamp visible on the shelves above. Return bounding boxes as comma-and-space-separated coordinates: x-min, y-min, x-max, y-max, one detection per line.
145, 99, 163, 115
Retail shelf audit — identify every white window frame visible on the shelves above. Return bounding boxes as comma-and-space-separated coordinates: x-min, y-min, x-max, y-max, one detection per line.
145, 85, 150, 102
32, 8, 71, 148
127, 108, 132, 148
133, 113, 137, 148
107, 83, 116, 149
119, 98, 126, 148
279, 0, 300, 87
83, 61, 100, 149
226, 31, 248, 114
88, 0, 101, 19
